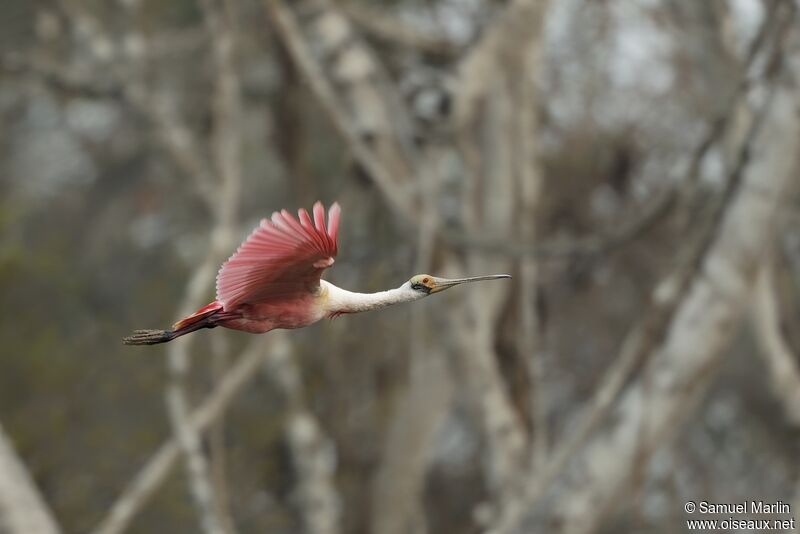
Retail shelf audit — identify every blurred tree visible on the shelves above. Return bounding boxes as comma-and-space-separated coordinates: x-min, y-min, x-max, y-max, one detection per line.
0, 0, 799, 533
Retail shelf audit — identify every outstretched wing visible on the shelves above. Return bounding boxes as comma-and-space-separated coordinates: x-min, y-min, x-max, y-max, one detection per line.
216, 201, 341, 309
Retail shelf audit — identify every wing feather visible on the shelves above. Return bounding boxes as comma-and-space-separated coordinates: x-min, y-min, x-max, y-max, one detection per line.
327, 203, 341, 241
313, 202, 326, 234
216, 202, 341, 308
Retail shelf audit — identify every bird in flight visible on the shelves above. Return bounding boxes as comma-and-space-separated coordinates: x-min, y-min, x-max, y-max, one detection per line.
123, 202, 510, 345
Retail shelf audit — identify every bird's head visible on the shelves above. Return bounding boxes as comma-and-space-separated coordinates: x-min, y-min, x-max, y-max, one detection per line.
405, 273, 511, 297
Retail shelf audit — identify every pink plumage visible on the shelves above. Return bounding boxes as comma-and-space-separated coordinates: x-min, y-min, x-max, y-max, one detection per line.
216, 201, 340, 309
121, 200, 510, 345
122, 201, 341, 345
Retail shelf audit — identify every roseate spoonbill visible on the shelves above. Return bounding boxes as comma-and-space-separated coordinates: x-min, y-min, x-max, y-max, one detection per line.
123, 202, 510, 345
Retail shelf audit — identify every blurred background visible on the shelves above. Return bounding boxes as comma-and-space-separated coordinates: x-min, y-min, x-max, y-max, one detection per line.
1, 0, 799, 533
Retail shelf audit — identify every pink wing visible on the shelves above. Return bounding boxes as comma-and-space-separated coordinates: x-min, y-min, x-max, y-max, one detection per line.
216, 201, 341, 309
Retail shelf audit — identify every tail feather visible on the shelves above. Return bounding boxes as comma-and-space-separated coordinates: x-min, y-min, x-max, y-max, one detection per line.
124, 301, 223, 346
123, 329, 177, 345
172, 301, 224, 330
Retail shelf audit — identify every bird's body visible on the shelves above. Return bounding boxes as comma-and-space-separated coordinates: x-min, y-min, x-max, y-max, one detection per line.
221, 293, 325, 332
217, 281, 423, 333
124, 202, 509, 345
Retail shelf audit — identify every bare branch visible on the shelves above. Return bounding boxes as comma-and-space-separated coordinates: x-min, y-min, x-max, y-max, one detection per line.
265, 0, 416, 224
90, 340, 270, 534
515, 35, 546, 468
199, 1, 245, 526
369, 349, 451, 534
555, 91, 797, 534
286, 414, 341, 534
131, 0, 241, 526
265, 346, 341, 534
752, 261, 800, 426
51, 0, 218, 203
442, 187, 675, 259
371, 166, 451, 534
454, 0, 549, 134
131, 0, 247, 529
13, 3, 241, 532
0, 53, 123, 99
0, 423, 62, 534
441, 0, 552, 521
339, 3, 458, 58
202, 0, 243, 229
165, 280, 231, 534
491, 32, 800, 532
166, 370, 228, 534
487, 5, 795, 529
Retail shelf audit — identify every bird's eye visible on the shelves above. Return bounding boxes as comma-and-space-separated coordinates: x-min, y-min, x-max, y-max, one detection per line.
411, 282, 425, 291
422, 277, 430, 284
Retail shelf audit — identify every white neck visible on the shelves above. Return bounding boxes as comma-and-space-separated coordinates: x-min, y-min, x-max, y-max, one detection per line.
321, 280, 423, 315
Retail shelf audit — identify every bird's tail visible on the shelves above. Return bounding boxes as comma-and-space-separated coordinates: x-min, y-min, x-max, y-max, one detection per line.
123, 301, 224, 346
122, 329, 179, 345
